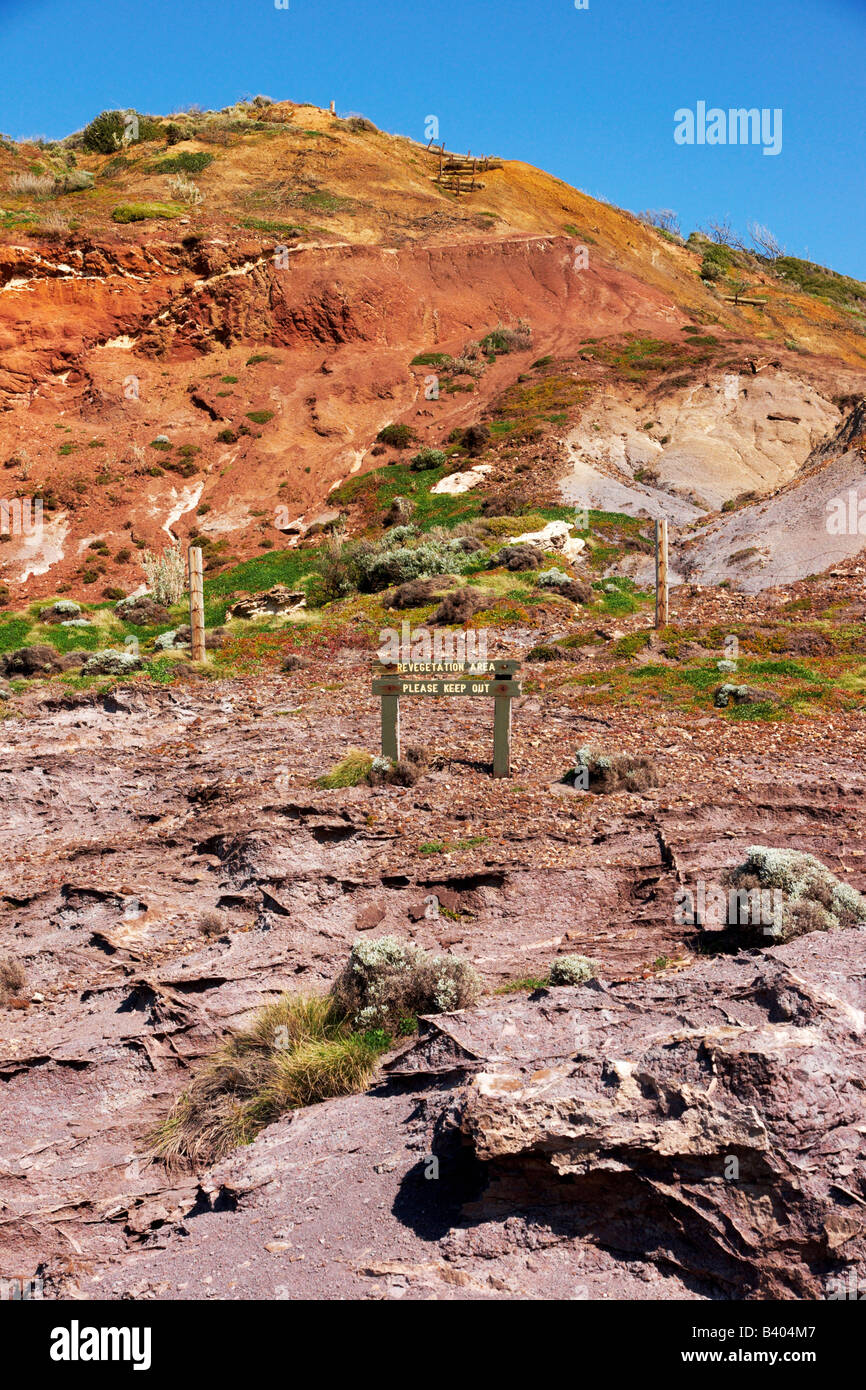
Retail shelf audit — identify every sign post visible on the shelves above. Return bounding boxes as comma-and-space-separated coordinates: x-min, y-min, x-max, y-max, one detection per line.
372, 659, 521, 778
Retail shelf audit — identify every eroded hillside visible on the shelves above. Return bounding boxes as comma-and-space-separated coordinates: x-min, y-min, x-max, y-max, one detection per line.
1, 97, 864, 602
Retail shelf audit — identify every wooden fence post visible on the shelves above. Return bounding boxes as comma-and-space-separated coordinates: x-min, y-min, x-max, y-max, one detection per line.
188, 546, 206, 662
655, 519, 669, 629
493, 692, 512, 778
381, 695, 400, 761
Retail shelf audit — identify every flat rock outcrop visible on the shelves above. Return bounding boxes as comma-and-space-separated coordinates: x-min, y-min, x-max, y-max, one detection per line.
394, 924, 866, 1299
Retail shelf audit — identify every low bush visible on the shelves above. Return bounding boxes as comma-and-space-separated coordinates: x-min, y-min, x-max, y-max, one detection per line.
356, 540, 474, 593
376, 423, 417, 450
112, 202, 182, 223
549, 955, 597, 986
495, 544, 544, 572
536, 567, 571, 588
166, 174, 203, 206
0, 956, 27, 1005
480, 320, 532, 355
566, 747, 660, 794
367, 746, 429, 787
82, 109, 160, 153
331, 936, 481, 1032
720, 846, 866, 944
387, 577, 449, 609
154, 151, 213, 173
459, 423, 491, 456
431, 586, 485, 624
409, 447, 447, 472
141, 542, 186, 606
58, 169, 94, 193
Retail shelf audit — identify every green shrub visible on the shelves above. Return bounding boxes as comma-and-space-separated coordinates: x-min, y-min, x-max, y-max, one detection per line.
246, 410, 275, 425
81, 111, 129, 153
81, 110, 161, 153
376, 423, 417, 450
409, 447, 446, 471
58, 169, 94, 194
153, 151, 214, 173
480, 321, 532, 355
355, 540, 473, 592
111, 202, 183, 223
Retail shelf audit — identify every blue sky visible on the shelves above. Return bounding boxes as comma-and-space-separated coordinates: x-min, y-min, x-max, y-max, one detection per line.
2, 0, 863, 277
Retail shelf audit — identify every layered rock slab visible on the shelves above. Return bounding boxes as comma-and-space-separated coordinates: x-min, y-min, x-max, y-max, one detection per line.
395, 925, 866, 1298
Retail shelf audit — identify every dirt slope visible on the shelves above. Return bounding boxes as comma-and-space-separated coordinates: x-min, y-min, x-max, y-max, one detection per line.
2, 98, 865, 601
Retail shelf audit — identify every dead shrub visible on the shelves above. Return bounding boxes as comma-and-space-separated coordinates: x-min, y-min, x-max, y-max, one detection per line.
431, 587, 485, 624
383, 495, 413, 527
387, 577, 451, 610
0, 957, 27, 1005
198, 910, 224, 939
551, 579, 592, 604
782, 629, 836, 657
368, 746, 429, 787
495, 544, 544, 571
566, 747, 660, 794
458, 423, 490, 456
281, 651, 307, 671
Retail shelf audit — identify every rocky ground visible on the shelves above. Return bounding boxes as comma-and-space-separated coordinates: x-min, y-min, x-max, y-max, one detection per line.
1, 579, 864, 1299
1, 96, 865, 1307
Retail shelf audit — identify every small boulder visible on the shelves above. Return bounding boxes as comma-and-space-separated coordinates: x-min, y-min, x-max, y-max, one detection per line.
227, 586, 306, 620
355, 903, 386, 932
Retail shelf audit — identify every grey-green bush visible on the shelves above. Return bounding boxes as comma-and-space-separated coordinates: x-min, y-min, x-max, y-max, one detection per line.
722, 846, 866, 943
331, 936, 481, 1031
549, 955, 597, 986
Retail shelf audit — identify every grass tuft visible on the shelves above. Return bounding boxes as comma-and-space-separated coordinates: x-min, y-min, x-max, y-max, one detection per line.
150, 993, 387, 1167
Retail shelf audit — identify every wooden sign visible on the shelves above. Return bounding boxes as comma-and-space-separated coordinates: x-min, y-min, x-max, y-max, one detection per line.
372, 659, 521, 778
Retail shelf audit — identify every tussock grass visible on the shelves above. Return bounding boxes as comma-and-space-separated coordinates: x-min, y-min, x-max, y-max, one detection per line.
150, 994, 387, 1166
317, 748, 374, 788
